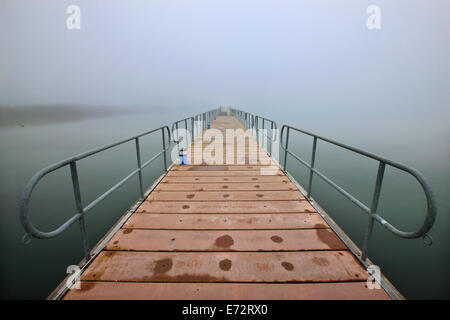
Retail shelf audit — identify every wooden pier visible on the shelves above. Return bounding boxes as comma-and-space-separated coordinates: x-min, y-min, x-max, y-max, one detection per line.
63, 116, 391, 300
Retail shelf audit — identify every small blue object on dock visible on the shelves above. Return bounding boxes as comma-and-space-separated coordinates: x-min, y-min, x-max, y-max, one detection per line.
207, 124, 211, 129
179, 149, 187, 165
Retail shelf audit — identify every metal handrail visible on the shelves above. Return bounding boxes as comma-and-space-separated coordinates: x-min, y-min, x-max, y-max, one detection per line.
231, 108, 437, 260
19, 125, 171, 260
231, 109, 255, 131
171, 110, 218, 153
171, 116, 195, 150
255, 116, 277, 156
280, 125, 437, 260
231, 109, 278, 157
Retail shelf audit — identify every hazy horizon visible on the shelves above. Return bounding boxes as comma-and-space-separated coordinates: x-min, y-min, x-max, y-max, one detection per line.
1, 1, 449, 121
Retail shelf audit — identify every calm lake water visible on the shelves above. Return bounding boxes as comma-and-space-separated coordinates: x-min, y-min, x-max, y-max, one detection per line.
0, 109, 449, 299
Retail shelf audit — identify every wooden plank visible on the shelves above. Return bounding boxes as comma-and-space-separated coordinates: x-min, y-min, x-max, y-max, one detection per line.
187, 146, 266, 151
184, 160, 275, 166
188, 148, 266, 152
80, 251, 369, 282
188, 149, 265, 154
105, 229, 347, 251
184, 160, 274, 167
190, 141, 261, 145
187, 151, 266, 154
136, 200, 316, 214
172, 165, 272, 171
189, 144, 264, 148
167, 170, 283, 176
63, 281, 390, 300
198, 142, 260, 145
155, 182, 296, 191
160, 176, 291, 183
187, 148, 269, 154
147, 191, 305, 201
124, 213, 329, 230
185, 151, 272, 162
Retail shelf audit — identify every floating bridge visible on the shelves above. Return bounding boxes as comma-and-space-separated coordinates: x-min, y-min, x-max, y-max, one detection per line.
18, 108, 437, 300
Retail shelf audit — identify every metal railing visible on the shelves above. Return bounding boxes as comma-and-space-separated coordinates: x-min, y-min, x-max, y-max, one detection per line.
255, 116, 277, 157
18, 109, 219, 261
280, 125, 437, 260
171, 110, 218, 154
231, 107, 437, 260
232, 109, 255, 131
19, 126, 171, 260
231, 109, 277, 157
231, 109, 255, 131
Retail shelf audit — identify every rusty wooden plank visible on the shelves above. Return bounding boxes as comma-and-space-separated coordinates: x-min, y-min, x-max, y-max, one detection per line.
80, 251, 368, 282
186, 149, 271, 159
136, 200, 316, 214
183, 160, 274, 166
167, 170, 283, 176
189, 143, 263, 146
187, 148, 269, 154
188, 148, 266, 152
186, 149, 268, 154
190, 143, 242, 147
105, 229, 346, 251
155, 182, 296, 191
189, 145, 264, 148
160, 176, 290, 183
124, 213, 328, 230
187, 151, 266, 155
63, 282, 391, 300
187, 148, 271, 156
147, 191, 305, 201
184, 160, 274, 167
172, 165, 272, 171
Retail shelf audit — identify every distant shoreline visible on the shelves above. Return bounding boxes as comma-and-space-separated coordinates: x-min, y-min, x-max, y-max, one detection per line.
0, 104, 162, 128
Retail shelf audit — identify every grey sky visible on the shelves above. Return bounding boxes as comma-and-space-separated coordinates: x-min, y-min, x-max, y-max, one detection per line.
1, 0, 449, 122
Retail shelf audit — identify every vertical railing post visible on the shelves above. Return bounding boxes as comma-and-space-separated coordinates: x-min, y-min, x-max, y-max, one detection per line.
262, 120, 265, 152
162, 128, 168, 172
175, 122, 180, 156
196, 116, 198, 137
283, 127, 290, 172
191, 118, 195, 144
69, 161, 90, 261
307, 136, 317, 199
184, 119, 188, 146
193, 115, 197, 139
361, 161, 386, 261
269, 121, 274, 156
135, 137, 144, 199
256, 118, 259, 146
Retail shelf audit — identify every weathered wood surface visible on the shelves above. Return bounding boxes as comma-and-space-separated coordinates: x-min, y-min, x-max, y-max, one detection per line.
104, 229, 347, 251
124, 213, 328, 230
62, 282, 390, 300
63, 115, 390, 300
136, 201, 316, 214
79, 251, 368, 283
